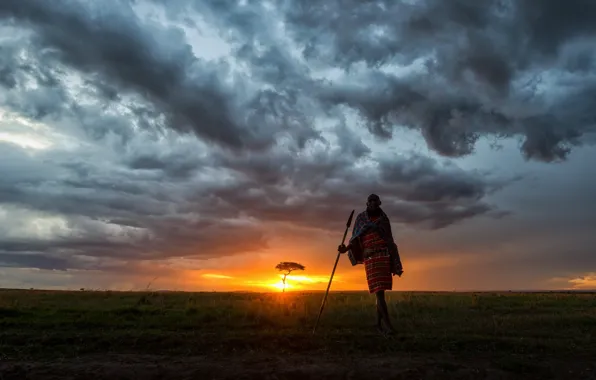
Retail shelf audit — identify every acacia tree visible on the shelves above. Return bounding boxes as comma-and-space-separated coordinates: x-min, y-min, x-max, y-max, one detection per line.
275, 262, 305, 292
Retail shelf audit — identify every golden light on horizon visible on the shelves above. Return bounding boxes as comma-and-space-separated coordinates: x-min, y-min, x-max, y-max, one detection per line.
191, 267, 355, 292
201, 273, 234, 279
264, 274, 335, 292
269, 280, 293, 291
242, 275, 318, 292
568, 274, 596, 289
286, 275, 331, 283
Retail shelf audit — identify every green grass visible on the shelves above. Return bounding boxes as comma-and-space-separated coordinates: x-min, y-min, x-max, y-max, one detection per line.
1, 289, 595, 360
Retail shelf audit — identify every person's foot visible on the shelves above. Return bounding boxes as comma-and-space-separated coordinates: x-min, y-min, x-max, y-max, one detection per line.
380, 320, 397, 335
374, 324, 388, 338
384, 328, 397, 338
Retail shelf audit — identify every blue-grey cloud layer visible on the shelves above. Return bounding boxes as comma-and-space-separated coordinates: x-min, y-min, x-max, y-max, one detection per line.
0, 0, 594, 285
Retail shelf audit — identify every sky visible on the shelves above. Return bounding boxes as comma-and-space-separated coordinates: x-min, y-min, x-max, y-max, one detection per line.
0, 0, 595, 292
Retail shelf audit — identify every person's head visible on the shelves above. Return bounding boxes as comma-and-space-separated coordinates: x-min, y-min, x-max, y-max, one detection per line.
366, 193, 381, 212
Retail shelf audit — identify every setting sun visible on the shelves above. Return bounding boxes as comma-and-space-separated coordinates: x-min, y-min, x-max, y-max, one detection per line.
265, 274, 332, 292
269, 280, 294, 291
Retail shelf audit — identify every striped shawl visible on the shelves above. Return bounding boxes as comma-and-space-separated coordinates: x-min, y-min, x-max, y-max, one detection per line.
347, 209, 404, 276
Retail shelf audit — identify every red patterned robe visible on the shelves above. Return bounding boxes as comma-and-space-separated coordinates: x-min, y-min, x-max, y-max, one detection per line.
347, 209, 403, 293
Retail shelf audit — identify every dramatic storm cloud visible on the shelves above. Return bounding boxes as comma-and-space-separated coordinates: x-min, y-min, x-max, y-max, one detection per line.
279, 0, 596, 161
0, 0, 595, 290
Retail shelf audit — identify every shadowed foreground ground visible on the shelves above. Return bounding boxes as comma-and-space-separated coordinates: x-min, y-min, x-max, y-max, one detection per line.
1, 289, 595, 379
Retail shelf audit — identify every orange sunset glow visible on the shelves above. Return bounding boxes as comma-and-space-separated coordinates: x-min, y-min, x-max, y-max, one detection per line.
198, 272, 339, 292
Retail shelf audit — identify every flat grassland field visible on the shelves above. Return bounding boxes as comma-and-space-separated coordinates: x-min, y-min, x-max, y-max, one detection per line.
1, 289, 595, 379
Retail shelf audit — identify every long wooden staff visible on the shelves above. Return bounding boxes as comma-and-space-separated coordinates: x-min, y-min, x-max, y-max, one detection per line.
312, 209, 355, 334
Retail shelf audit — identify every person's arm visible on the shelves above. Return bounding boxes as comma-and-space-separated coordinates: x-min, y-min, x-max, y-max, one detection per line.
384, 217, 404, 275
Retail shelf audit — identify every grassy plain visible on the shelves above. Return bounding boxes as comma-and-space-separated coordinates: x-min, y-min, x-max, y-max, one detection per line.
1, 289, 595, 379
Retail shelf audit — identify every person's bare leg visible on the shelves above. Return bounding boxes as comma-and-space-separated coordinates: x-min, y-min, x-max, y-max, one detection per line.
375, 291, 395, 334
375, 299, 383, 332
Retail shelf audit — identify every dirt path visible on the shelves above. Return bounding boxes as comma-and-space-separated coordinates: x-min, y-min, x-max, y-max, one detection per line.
2, 353, 595, 380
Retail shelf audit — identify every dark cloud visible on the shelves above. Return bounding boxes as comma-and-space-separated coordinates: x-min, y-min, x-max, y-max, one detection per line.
518, 0, 596, 57
205, 148, 504, 231
125, 150, 205, 180
317, 73, 494, 157
334, 121, 371, 159
279, 0, 596, 162
0, 143, 268, 270
0, 132, 501, 271
0, 252, 70, 271
0, 0, 317, 152
377, 155, 492, 203
3, 0, 596, 161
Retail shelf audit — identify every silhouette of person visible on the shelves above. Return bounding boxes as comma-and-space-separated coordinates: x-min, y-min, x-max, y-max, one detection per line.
338, 194, 403, 336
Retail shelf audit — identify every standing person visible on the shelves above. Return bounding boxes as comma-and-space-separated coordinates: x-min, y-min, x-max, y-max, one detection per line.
338, 194, 403, 335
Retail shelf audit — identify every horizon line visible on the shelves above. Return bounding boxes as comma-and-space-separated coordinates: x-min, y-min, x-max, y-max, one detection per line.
1, 287, 595, 293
